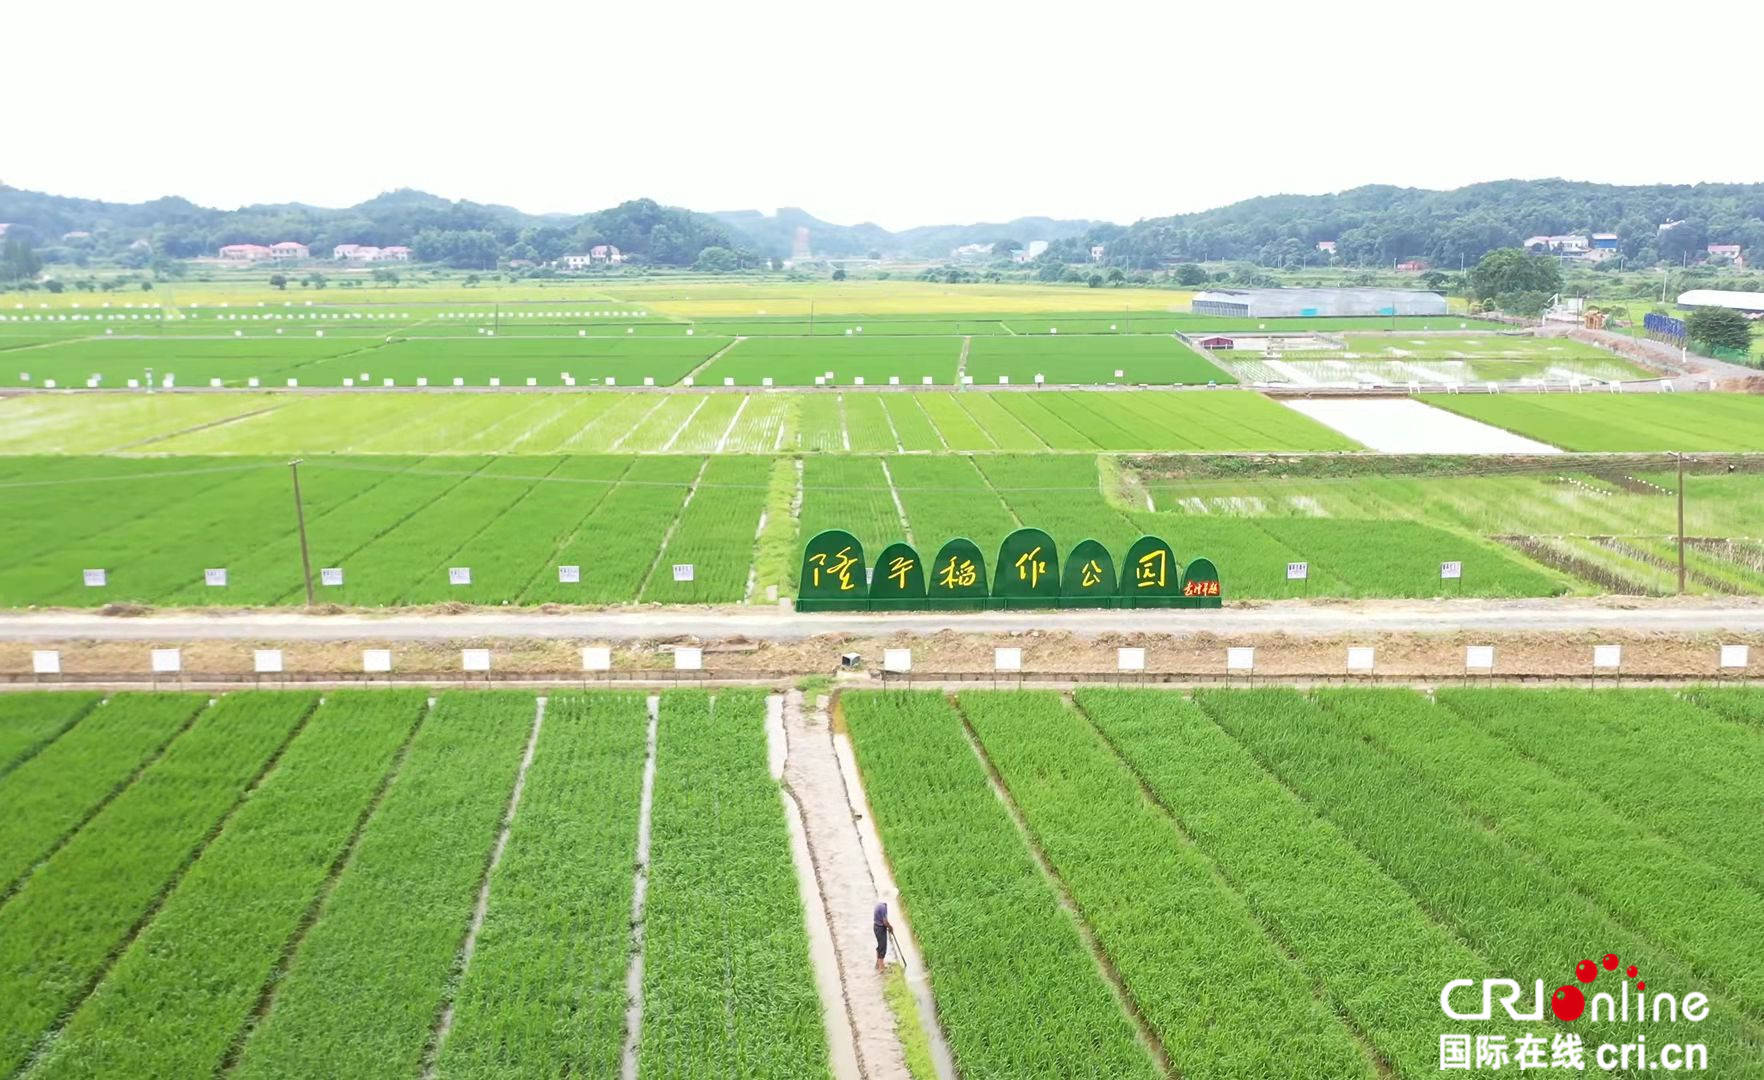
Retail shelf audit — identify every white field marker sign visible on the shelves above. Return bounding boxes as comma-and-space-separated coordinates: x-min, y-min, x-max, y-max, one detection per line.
83, 568, 107, 587
1227, 647, 1255, 673
254, 649, 284, 674
448, 567, 472, 586
582, 646, 612, 671
884, 648, 913, 673
994, 647, 1022, 672
558, 565, 581, 583
1465, 645, 1495, 672
150, 648, 182, 674
672, 564, 695, 582
204, 568, 228, 587
462, 649, 491, 672
1441, 560, 1463, 580
1593, 645, 1622, 670
320, 567, 343, 586
32, 650, 60, 675
1287, 562, 1309, 581
1346, 647, 1375, 674
1117, 648, 1146, 672
362, 649, 392, 673
1719, 644, 1749, 669
674, 647, 703, 671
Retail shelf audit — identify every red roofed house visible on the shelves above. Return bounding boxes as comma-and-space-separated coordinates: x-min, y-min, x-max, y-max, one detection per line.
1196, 335, 1235, 350
1708, 243, 1745, 268
218, 243, 273, 261
269, 241, 310, 260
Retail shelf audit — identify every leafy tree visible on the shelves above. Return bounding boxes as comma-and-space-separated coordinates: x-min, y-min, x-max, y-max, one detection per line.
302, 271, 327, 289
1469, 249, 1562, 304
43, 278, 64, 293
1685, 306, 1754, 352
1106, 267, 1125, 285
1, 236, 43, 282
1495, 290, 1552, 317
1173, 263, 1209, 287
1087, 273, 1103, 288
991, 238, 1022, 257
371, 267, 400, 285
693, 245, 738, 272
463, 273, 481, 287
831, 267, 847, 281
268, 273, 287, 290
1419, 270, 1449, 292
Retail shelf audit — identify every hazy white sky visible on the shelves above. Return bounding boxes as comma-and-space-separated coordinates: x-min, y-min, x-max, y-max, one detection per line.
8, 0, 1762, 230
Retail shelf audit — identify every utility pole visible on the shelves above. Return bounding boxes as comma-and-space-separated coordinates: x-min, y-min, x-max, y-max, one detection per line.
290, 459, 316, 606
1676, 452, 1686, 595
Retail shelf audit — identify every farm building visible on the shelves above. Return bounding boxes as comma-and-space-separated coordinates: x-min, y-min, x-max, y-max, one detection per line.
217, 243, 272, 261
557, 245, 623, 270
1190, 288, 1447, 319
269, 242, 310, 260
1677, 289, 1764, 315
333, 244, 413, 262
1707, 243, 1745, 267
1196, 335, 1236, 350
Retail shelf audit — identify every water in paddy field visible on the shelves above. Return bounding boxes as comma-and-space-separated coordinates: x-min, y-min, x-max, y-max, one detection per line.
1280, 398, 1562, 454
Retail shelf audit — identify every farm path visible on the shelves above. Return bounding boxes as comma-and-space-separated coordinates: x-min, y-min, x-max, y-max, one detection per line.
6, 596, 1764, 641
780, 690, 909, 1080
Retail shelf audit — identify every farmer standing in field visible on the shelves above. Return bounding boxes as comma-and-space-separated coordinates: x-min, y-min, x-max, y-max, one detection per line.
874, 899, 892, 972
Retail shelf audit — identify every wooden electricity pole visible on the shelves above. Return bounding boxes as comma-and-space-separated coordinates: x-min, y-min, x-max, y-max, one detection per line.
1676, 452, 1686, 595
290, 459, 316, 606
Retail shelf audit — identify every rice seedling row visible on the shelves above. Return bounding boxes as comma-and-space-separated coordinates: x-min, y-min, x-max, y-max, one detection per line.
435, 692, 647, 1078
639, 456, 771, 603
31, 691, 426, 1080
232, 692, 536, 1080
1419, 394, 1764, 452
638, 691, 830, 1078
0, 692, 316, 1075
0, 692, 100, 776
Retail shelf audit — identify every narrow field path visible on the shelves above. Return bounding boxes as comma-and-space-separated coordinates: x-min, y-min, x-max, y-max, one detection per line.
956, 335, 972, 382
778, 690, 904, 1080
682, 336, 745, 385
634, 457, 709, 595
617, 695, 660, 1080
877, 459, 914, 547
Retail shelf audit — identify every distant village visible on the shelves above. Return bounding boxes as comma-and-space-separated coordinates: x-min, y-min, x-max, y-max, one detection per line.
212, 242, 624, 268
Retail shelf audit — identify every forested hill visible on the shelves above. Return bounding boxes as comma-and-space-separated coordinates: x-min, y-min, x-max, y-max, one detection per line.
1058, 180, 1764, 269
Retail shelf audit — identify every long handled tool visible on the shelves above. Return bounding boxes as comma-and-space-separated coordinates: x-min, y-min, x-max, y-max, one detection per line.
888, 928, 908, 973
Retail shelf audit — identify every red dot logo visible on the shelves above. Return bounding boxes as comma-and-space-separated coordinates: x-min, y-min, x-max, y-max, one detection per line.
1575, 959, 1598, 984
1637, 981, 1646, 992
1601, 953, 1620, 971
1626, 965, 1638, 978
1552, 985, 1586, 1021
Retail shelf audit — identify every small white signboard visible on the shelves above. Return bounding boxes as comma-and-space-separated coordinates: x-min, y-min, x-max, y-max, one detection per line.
582, 646, 612, 671
462, 649, 491, 672
1719, 644, 1748, 669
320, 567, 343, 586
558, 564, 581, 583
994, 647, 1022, 672
883, 648, 913, 673
1593, 645, 1622, 670
83, 568, 107, 587
204, 568, 228, 587
32, 650, 60, 675
448, 567, 472, 586
1346, 647, 1375, 673
362, 649, 393, 673
1286, 562, 1309, 581
1227, 647, 1255, 673
254, 649, 284, 674
1465, 645, 1495, 672
672, 564, 695, 582
150, 648, 182, 673
922, 376, 934, 385
1117, 647, 1146, 671
1441, 560, 1463, 580
674, 647, 703, 671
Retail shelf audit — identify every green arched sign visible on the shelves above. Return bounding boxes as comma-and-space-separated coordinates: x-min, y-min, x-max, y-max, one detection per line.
1181, 557, 1223, 608
926, 537, 988, 609
1120, 535, 1182, 605
993, 528, 1059, 606
1061, 538, 1116, 608
870, 542, 927, 607
798, 529, 867, 611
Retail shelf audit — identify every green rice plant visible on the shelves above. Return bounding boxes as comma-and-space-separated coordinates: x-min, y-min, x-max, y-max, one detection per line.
958, 690, 1371, 1078
1434, 689, 1764, 904
664, 394, 747, 453
843, 394, 900, 452
1198, 689, 1764, 1074
795, 393, 845, 451
797, 457, 907, 565
988, 394, 1102, 449
0, 692, 316, 1076
618, 394, 712, 451
435, 692, 648, 1078
749, 457, 803, 602
949, 393, 1046, 450
1419, 393, 1764, 452
720, 393, 796, 454
964, 334, 1233, 385
231, 692, 536, 1080
1338, 688, 1764, 1023
1253, 518, 1563, 597
1075, 688, 1512, 1076
526, 456, 701, 604
30, 691, 425, 1080
878, 394, 941, 450
700, 335, 960, 386
640, 456, 772, 603
1684, 687, 1764, 728
0, 693, 205, 890
886, 456, 1019, 551
914, 394, 994, 450
972, 456, 1141, 553
0, 692, 99, 776
840, 691, 1158, 1078
638, 691, 829, 1078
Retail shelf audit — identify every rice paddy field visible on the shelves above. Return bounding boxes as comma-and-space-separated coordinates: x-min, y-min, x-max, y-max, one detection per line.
1420, 393, 1764, 452
0, 688, 828, 1080
2, 684, 1756, 1078
1212, 333, 1652, 387
844, 686, 1764, 1080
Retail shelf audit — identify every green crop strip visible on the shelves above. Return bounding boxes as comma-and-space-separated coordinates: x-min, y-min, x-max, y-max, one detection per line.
230, 692, 535, 1080
842, 690, 1161, 1079
435, 692, 648, 1077
638, 691, 829, 1078
0, 692, 100, 778
0, 691, 317, 1075
29, 690, 426, 1079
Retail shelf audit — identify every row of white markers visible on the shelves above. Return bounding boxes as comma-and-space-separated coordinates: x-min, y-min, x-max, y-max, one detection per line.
77, 564, 694, 589
27, 643, 1753, 677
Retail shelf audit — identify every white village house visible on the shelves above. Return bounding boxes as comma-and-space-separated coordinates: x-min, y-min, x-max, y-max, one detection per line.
333, 244, 412, 262
557, 245, 623, 269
